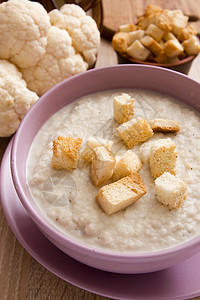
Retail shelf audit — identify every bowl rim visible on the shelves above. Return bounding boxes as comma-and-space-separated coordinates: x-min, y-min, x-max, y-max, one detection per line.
117, 51, 196, 67
11, 64, 200, 261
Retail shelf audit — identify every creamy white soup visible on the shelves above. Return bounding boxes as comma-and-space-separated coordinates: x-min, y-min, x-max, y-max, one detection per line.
27, 89, 200, 253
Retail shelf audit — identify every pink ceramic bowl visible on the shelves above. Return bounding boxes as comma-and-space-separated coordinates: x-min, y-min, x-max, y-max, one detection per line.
11, 65, 200, 274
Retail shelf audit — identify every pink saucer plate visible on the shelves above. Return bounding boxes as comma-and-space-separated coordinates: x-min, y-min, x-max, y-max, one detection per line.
1, 140, 200, 300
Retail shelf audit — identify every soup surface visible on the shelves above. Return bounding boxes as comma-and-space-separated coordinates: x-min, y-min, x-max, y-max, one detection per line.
27, 89, 200, 252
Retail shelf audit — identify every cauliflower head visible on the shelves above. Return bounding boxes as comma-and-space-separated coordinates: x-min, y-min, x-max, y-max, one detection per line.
49, 4, 100, 67
21, 26, 88, 96
0, 60, 39, 137
0, 0, 51, 68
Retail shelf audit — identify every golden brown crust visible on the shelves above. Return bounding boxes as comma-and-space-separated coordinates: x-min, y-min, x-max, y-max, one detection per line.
116, 118, 153, 148
164, 39, 184, 58
121, 172, 147, 194
112, 32, 130, 53
96, 173, 147, 215
155, 10, 173, 32
149, 119, 180, 132
52, 136, 83, 170
144, 4, 162, 17
149, 139, 177, 178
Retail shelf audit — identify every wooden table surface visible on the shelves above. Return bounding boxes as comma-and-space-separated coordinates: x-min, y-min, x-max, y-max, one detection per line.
0, 1, 200, 299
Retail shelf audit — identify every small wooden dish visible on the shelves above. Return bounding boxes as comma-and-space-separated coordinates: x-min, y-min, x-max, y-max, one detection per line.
116, 51, 196, 71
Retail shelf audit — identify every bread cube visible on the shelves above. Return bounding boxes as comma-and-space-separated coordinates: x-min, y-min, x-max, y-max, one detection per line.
118, 24, 137, 32
164, 39, 184, 58
155, 172, 187, 209
113, 93, 134, 124
52, 136, 83, 170
149, 118, 180, 132
140, 35, 163, 55
116, 118, 153, 148
163, 32, 177, 42
183, 35, 200, 56
127, 40, 151, 61
91, 146, 116, 187
137, 13, 160, 30
128, 30, 145, 44
154, 52, 169, 64
146, 24, 164, 42
112, 150, 142, 181
178, 25, 197, 42
149, 138, 177, 178
81, 136, 113, 162
156, 10, 173, 31
96, 173, 147, 215
171, 10, 188, 36
144, 4, 162, 17
112, 32, 130, 52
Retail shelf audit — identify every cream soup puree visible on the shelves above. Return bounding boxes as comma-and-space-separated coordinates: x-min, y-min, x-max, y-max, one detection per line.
27, 89, 200, 252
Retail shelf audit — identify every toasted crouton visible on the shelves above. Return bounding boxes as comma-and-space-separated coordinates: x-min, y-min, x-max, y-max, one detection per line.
91, 146, 116, 187
149, 138, 177, 178
163, 32, 177, 42
81, 136, 113, 162
112, 32, 130, 53
128, 30, 145, 44
154, 52, 169, 64
146, 24, 164, 42
137, 13, 160, 30
113, 93, 134, 124
149, 119, 180, 132
112, 150, 142, 181
156, 10, 173, 32
178, 25, 197, 42
127, 40, 151, 61
171, 10, 189, 36
96, 173, 147, 215
144, 4, 162, 17
140, 35, 155, 47
183, 35, 200, 56
118, 24, 137, 32
164, 39, 184, 58
52, 136, 83, 170
140, 35, 163, 55
116, 118, 153, 148
155, 172, 187, 209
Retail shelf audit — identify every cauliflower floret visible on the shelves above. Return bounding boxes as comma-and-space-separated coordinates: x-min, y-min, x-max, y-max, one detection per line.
21, 26, 88, 96
0, 59, 25, 84
0, 0, 51, 68
49, 4, 100, 67
0, 60, 38, 137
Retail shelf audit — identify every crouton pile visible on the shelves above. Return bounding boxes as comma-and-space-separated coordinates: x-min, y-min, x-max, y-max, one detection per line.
51, 92, 187, 215
112, 4, 200, 64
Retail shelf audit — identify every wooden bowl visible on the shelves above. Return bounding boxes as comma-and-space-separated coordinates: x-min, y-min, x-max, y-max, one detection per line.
117, 51, 195, 67
116, 51, 196, 74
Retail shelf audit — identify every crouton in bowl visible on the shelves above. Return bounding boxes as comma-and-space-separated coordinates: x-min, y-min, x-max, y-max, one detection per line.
112, 5, 200, 72
11, 65, 200, 274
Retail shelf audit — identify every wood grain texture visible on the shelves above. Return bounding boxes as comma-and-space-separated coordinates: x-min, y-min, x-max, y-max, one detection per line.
0, 1, 200, 300
102, 0, 200, 38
